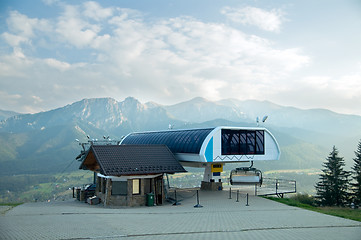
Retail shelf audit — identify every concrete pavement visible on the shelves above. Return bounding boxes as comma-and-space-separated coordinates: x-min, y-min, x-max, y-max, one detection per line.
1, 188, 360, 240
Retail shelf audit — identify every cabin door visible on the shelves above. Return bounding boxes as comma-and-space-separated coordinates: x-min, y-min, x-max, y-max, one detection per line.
155, 176, 163, 205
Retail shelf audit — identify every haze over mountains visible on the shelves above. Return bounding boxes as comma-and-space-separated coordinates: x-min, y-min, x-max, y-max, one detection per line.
0, 110, 20, 121
0, 97, 360, 176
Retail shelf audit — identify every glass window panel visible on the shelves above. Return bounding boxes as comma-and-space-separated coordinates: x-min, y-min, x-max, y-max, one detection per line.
132, 179, 140, 195
221, 129, 264, 155
255, 130, 264, 154
221, 130, 231, 155
240, 131, 247, 154
247, 132, 255, 154
230, 132, 239, 154
112, 181, 127, 195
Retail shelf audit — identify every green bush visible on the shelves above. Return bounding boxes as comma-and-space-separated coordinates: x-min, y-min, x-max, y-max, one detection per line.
290, 193, 316, 206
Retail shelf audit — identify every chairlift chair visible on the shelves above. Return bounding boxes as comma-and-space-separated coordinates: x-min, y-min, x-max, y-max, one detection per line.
230, 167, 263, 186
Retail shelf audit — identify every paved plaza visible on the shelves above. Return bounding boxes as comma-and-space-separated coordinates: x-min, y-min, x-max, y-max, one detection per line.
1, 188, 360, 240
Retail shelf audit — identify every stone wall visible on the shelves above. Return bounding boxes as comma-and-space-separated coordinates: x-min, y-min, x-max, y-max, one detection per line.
96, 176, 157, 207
108, 195, 128, 206
201, 181, 223, 191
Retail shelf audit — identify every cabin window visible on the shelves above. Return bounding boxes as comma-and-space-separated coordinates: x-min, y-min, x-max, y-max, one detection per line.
255, 130, 265, 154
112, 181, 127, 195
221, 129, 264, 155
132, 179, 140, 195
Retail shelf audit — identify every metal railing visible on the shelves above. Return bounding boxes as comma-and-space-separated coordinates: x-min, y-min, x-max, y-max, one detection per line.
256, 178, 296, 198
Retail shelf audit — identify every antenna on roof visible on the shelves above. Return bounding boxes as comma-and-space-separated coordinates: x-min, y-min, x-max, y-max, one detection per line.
168, 124, 174, 130
75, 134, 122, 161
256, 115, 268, 127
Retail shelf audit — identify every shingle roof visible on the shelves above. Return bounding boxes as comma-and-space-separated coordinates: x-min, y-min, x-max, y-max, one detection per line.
79, 145, 186, 176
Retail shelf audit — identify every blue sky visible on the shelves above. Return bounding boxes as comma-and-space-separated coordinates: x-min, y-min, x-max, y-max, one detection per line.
1, 0, 361, 115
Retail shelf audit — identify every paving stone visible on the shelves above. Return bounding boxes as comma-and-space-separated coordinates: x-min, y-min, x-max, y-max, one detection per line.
0, 189, 360, 240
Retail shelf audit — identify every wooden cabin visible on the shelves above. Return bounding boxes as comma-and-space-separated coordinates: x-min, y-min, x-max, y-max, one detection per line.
79, 145, 186, 206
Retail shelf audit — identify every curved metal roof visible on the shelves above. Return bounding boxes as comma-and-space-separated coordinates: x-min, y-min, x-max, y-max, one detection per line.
121, 128, 215, 154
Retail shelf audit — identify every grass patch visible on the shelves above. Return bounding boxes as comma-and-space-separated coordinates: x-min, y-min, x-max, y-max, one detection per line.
0, 202, 23, 207
0, 171, 94, 203
315, 207, 361, 222
265, 195, 361, 222
266, 196, 316, 210
0, 202, 23, 215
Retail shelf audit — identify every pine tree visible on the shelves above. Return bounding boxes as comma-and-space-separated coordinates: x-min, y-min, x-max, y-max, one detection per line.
315, 146, 350, 206
351, 139, 361, 205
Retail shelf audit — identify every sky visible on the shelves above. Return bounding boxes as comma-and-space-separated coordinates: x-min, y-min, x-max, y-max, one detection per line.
1, 0, 361, 115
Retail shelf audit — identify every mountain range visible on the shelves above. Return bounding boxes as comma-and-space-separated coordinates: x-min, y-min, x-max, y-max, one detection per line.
1, 97, 360, 176
0, 110, 20, 121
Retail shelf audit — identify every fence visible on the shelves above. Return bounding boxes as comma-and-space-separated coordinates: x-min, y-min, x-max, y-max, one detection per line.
256, 178, 296, 198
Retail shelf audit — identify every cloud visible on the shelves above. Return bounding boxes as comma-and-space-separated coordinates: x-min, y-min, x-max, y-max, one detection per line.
0, 91, 43, 113
270, 70, 361, 115
0, 2, 309, 112
221, 6, 285, 32
0, 91, 21, 104
301, 73, 361, 100
42, 0, 59, 6
0, 48, 32, 78
55, 4, 101, 48
82, 1, 113, 21
44, 58, 71, 71
6, 11, 51, 39
337, 73, 361, 99
2, 1, 360, 116
32, 95, 43, 104
1, 32, 29, 47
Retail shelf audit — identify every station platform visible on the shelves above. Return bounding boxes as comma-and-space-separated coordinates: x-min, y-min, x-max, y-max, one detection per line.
1, 188, 360, 240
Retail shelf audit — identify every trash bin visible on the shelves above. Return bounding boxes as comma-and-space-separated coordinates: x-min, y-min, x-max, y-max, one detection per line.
146, 193, 154, 206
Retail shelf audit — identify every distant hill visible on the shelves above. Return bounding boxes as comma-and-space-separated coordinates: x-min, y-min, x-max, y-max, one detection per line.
167, 97, 361, 137
0, 97, 181, 175
0, 110, 20, 121
0, 96, 360, 176
164, 97, 249, 123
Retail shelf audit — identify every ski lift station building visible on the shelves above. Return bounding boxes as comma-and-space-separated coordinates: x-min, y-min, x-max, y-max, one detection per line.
121, 126, 280, 190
